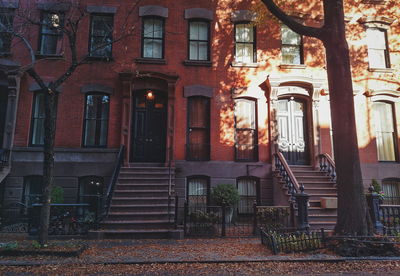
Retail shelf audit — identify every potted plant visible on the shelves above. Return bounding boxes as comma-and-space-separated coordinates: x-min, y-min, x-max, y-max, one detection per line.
211, 184, 240, 223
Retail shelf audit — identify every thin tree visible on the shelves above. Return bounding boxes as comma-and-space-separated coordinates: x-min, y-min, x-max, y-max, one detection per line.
1, 0, 139, 245
261, 0, 371, 235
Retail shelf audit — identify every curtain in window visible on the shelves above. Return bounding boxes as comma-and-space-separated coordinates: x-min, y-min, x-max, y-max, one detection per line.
367, 28, 388, 68
189, 21, 208, 60
83, 94, 110, 147
234, 98, 257, 161
382, 179, 400, 205
235, 23, 254, 63
373, 102, 396, 161
237, 178, 257, 214
31, 92, 45, 145
188, 177, 208, 207
143, 18, 163, 58
281, 25, 302, 64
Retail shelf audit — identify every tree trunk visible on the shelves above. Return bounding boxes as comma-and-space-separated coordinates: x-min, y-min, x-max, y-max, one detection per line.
322, 4, 371, 235
38, 89, 59, 245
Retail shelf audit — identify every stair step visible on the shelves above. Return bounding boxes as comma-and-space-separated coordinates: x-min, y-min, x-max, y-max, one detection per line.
111, 197, 174, 205
91, 229, 182, 239
110, 204, 171, 212
107, 211, 174, 221
101, 220, 173, 230
113, 190, 169, 197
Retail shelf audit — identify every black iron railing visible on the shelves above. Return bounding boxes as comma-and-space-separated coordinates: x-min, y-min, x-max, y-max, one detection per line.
318, 153, 336, 181
104, 145, 125, 219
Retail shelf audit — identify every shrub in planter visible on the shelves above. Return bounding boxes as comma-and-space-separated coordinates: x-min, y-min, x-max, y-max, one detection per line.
211, 184, 240, 206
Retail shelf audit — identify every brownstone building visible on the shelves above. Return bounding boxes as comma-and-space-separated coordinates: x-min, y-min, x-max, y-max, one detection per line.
0, 0, 399, 236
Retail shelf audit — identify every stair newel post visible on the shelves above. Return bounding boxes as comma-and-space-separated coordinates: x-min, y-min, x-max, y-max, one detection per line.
221, 204, 226, 237
183, 201, 188, 235
294, 184, 310, 231
174, 195, 179, 229
366, 186, 384, 234
253, 201, 258, 235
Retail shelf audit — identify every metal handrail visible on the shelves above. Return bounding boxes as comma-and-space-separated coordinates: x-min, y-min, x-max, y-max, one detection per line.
104, 145, 125, 218
273, 151, 301, 197
318, 153, 336, 181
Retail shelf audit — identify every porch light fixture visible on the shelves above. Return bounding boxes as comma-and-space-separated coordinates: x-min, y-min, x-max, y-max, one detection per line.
146, 90, 154, 100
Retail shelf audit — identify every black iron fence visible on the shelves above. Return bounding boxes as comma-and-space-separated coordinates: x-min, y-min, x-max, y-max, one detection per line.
183, 203, 255, 237
261, 228, 326, 254
29, 203, 93, 235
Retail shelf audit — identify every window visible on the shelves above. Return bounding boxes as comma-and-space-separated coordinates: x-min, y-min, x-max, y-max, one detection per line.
79, 176, 104, 213
39, 12, 63, 55
187, 96, 210, 161
83, 93, 110, 147
23, 176, 43, 207
89, 14, 113, 58
142, 17, 164, 59
367, 28, 390, 68
0, 8, 14, 53
372, 101, 397, 161
187, 176, 209, 208
189, 21, 209, 61
382, 179, 400, 205
234, 23, 255, 63
234, 98, 258, 161
30, 92, 45, 146
237, 177, 259, 214
281, 25, 303, 65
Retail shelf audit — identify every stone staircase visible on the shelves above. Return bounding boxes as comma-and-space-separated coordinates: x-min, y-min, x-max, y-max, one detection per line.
93, 165, 182, 239
290, 165, 337, 231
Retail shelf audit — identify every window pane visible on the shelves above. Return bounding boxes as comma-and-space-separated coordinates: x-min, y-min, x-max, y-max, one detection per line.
367, 28, 386, 50
238, 178, 257, 213
189, 22, 199, 40
31, 93, 45, 145
188, 178, 208, 207
143, 38, 162, 58
235, 43, 253, 63
373, 102, 396, 161
368, 48, 386, 68
84, 94, 109, 147
198, 22, 208, 40
91, 37, 112, 57
235, 99, 255, 129
153, 19, 163, 38
40, 35, 58, 55
0, 9, 13, 52
282, 45, 301, 64
198, 42, 208, 60
189, 41, 198, 60
90, 15, 113, 57
143, 19, 154, 38
281, 25, 301, 45
236, 24, 253, 42
91, 15, 113, 36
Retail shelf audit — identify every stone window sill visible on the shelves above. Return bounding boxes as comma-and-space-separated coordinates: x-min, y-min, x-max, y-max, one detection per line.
35, 54, 64, 60
280, 64, 306, 69
135, 58, 167, 65
368, 67, 394, 73
183, 60, 212, 67
86, 55, 114, 62
231, 61, 259, 68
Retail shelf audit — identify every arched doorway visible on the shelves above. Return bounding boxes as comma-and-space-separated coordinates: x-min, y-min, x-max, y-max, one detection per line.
130, 89, 167, 162
276, 96, 310, 165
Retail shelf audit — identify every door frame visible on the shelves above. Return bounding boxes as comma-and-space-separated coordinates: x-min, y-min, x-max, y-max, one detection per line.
130, 89, 168, 162
119, 71, 179, 166
264, 79, 323, 167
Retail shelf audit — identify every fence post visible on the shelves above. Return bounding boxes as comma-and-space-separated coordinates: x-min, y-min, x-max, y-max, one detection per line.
174, 195, 179, 229
366, 186, 384, 234
221, 205, 226, 237
253, 201, 258, 235
294, 189, 310, 231
183, 201, 188, 235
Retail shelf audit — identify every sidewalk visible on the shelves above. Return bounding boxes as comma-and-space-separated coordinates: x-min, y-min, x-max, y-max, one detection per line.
1, 237, 400, 266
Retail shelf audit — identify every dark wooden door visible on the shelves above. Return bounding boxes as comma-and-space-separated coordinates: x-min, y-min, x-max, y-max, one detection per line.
131, 90, 167, 162
0, 86, 8, 148
276, 97, 309, 165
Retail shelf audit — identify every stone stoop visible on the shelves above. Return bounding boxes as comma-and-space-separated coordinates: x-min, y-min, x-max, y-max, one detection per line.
90, 165, 183, 239
290, 165, 338, 231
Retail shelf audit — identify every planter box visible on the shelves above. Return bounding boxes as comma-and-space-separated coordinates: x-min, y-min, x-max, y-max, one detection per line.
321, 197, 338, 209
